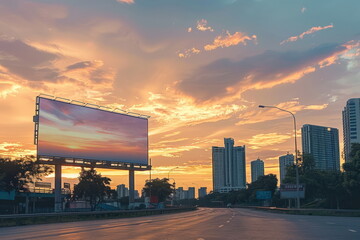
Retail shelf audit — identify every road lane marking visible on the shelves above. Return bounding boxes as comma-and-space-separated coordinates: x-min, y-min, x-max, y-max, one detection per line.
197, 238, 205, 240
218, 225, 224, 228
326, 222, 335, 225
226, 221, 230, 223
348, 229, 357, 232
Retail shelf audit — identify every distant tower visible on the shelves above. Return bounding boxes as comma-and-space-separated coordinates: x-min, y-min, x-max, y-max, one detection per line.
116, 184, 129, 199
251, 158, 264, 182
279, 153, 294, 184
198, 187, 207, 198
343, 98, 360, 162
212, 138, 246, 193
188, 187, 195, 199
301, 124, 340, 171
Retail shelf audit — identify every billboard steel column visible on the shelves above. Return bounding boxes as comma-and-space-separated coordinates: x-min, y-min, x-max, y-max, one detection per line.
54, 164, 62, 212
129, 170, 135, 203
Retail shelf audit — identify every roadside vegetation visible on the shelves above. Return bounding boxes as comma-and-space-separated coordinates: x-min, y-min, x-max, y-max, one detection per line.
198, 143, 360, 209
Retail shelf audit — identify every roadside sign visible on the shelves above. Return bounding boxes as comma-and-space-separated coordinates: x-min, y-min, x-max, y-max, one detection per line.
280, 184, 305, 199
256, 191, 272, 200
35, 182, 51, 188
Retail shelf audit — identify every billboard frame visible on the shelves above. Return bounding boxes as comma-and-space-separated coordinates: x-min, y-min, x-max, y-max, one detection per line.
34, 94, 151, 171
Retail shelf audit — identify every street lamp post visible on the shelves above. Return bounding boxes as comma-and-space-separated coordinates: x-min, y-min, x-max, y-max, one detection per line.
258, 105, 301, 208
168, 167, 179, 179
168, 167, 178, 206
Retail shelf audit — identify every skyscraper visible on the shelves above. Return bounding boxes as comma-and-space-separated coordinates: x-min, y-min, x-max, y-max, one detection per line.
301, 124, 340, 171
251, 158, 264, 182
188, 187, 195, 199
343, 98, 360, 162
212, 138, 246, 193
279, 153, 294, 184
116, 184, 129, 199
198, 187, 207, 198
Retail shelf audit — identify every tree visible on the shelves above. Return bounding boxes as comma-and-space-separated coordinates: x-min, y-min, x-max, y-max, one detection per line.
143, 178, 174, 202
247, 174, 278, 201
0, 156, 53, 192
342, 143, 360, 208
74, 168, 111, 211
283, 152, 348, 209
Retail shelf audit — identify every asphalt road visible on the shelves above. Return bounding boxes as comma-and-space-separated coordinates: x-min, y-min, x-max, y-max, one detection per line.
1, 208, 360, 240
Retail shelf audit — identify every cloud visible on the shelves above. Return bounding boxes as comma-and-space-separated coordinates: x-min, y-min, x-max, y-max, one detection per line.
301, 7, 306, 13
0, 81, 21, 98
0, 142, 36, 158
178, 48, 201, 58
196, 19, 214, 32
187, 27, 192, 33
243, 133, 292, 150
0, 38, 60, 82
117, 0, 135, 4
66, 61, 103, 71
150, 145, 200, 158
178, 42, 357, 102
204, 31, 257, 51
129, 92, 246, 136
237, 100, 328, 125
280, 24, 333, 45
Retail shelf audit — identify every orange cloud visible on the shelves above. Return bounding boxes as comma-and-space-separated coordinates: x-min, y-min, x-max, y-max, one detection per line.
243, 133, 292, 150
129, 92, 246, 136
0, 81, 21, 99
237, 100, 328, 125
196, 19, 214, 32
117, 0, 135, 4
204, 31, 257, 51
281, 24, 333, 45
178, 47, 201, 58
0, 142, 36, 158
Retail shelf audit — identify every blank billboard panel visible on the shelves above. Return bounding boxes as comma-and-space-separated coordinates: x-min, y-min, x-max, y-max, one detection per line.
37, 97, 148, 165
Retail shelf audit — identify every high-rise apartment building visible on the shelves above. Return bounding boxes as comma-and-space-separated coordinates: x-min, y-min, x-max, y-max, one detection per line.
251, 158, 264, 183
188, 187, 195, 199
279, 153, 294, 184
198, 187, 207, 198
175, 187, 196, 200
116, 184, 129, 199
343, 98, 360, 162
301, 124, 340, 171
212, 138, 246, 193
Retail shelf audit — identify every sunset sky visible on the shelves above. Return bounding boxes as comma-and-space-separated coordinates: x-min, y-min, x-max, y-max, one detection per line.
1, 0, 360, 192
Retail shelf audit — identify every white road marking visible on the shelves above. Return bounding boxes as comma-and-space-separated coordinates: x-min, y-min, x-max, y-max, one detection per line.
218, 225, 224, 228
226, 221, 230, 223
197, 238, 205, 240
348, 229, 357, 233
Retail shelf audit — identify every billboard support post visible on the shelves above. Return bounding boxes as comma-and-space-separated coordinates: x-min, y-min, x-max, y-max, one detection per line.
129, 169, 135, 204
54, 163, 62, 212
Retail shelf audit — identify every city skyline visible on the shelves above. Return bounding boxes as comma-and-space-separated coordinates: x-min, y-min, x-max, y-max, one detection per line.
1, 0, 360, 192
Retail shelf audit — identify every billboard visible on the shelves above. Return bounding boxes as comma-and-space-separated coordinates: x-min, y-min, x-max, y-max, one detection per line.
280, 184, 305, 199
35, 182, 52, 188
36, 97, 148, 165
